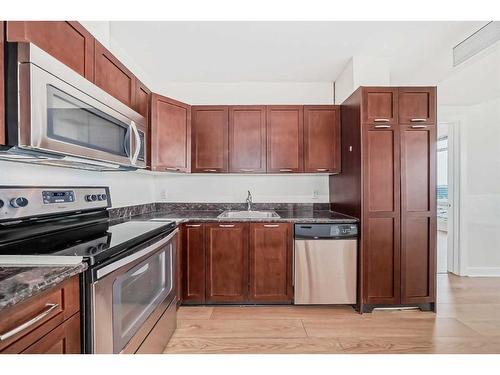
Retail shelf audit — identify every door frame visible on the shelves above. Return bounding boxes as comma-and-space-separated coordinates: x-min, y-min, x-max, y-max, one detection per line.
438, 121, 463, 276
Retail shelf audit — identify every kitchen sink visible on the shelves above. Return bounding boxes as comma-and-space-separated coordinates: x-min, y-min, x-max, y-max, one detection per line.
217, 210, 280, 219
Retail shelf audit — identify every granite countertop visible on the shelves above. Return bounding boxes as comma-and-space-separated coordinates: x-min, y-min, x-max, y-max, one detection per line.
0, 263, 87, 313
122, 209, 358, 224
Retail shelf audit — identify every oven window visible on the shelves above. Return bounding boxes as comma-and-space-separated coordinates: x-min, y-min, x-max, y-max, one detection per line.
47, 85, 130, 157
111, 243, 173, 353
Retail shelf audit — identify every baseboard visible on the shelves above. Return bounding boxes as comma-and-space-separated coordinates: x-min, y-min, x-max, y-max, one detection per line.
467, 267, 500, 277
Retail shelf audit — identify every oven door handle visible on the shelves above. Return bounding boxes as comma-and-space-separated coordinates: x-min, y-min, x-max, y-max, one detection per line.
96, 228, 178, 280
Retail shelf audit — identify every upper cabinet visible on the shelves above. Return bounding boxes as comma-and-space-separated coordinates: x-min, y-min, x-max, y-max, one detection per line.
228, 106, 267, 173
6, 21, 95, 80
135, 79, 152, 121
151, 94, 191, 172
191, 106, 229, 173
304, 105, 341, 173
1, 21, 5, 145
94, 41, 136, 108
362, 87, 398, 125
266, 106, 304, 173
398, 87, 436, 125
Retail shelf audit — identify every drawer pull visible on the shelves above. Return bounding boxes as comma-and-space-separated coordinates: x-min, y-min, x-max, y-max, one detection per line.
186, 224, 201, 227
410, 118, 427, 122
166, 167, 180, 171
374, 125, 391, 129
219, 224, 235, 228
263, 224, 280, 228
316, 168, 329, 172
411, 125, 428, 129
373, 118, 390, 122
0, 303, 59, 342
204, 169, 217, 172
279, 169, 293, 172
240, 169, 255, 172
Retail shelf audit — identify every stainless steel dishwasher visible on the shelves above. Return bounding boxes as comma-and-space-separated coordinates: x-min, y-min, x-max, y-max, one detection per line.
294, 223, 358, 304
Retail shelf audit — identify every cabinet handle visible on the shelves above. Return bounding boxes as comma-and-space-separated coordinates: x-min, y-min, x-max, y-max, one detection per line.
279, 169, 293, 172
165, 167, 180, 171
316, 168, 329, 172
263, 224, 280, 228
0, 303, 59, 341
219, 224, 235, 228
373, 118, 390, 122
374, 125, 391, 129
411, 125, 428, 129
240, 169, 255, 172
186, 224, 201, 227
410, 118, 427, 122
203, 169, 217, 172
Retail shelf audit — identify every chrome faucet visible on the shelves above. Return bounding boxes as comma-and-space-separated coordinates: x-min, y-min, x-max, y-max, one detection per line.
246, 190, 253, 211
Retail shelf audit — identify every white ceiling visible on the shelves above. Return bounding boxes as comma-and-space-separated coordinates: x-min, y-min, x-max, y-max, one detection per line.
109, 21, 484, 83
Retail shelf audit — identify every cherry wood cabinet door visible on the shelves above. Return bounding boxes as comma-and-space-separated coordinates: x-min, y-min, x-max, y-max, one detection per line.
249, 223, 292, 303
400, 125, 436, 304
181, 224, 206, 303
6, 21, 95, 80
266, 106, 304, 173
151, 94, 191, 172
362, 87, 398, 125
304, 105, 341, 173
191, 106, 229, 173
21, 313, 80, 354
135, 79, 151, 121
228, 106, 267, 173
205, 223, 249, 302
1, 21, 4, 145
398, 87, 436, 125
362, 124, 401, 305
94, 41, 136, 108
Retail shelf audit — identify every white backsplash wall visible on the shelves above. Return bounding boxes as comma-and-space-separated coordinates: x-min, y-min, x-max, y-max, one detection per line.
0, 161, 157, 208
154, 174, 330, 203
1, 161, 331, 207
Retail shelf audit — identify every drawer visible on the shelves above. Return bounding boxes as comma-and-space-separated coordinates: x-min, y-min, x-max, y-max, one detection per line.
0, 275, 80, 353
22, 313, 80, 354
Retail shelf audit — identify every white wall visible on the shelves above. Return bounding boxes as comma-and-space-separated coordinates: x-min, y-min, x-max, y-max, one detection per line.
155, 174, 329, 203
439, 99, 500, 277
334, 55, 391, 103
0, 161, 330, 206
0, 161, 157, 208
152, 82, 333, 105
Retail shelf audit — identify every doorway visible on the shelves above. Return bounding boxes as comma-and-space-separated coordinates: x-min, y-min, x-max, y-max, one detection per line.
437, 122, 460, 275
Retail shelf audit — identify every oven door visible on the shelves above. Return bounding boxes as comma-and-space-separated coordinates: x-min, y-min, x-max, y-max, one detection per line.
18, 61, 145, 168
91, 230, 177, 354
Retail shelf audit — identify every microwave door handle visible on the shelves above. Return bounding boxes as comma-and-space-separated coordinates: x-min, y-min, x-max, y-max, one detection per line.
124, 126, 131, 158
130, 121, 141, 165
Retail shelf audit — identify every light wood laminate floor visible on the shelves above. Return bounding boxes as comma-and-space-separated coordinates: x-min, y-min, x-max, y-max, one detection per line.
164, 274, 500, 354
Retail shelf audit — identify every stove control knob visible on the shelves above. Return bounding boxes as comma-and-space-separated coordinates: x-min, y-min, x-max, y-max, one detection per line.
0, 199, 4, 209
10, 197, 29, 208
85, 194, 97, 202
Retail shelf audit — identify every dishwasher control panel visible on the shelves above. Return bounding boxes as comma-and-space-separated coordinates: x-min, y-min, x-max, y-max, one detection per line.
294, 223, 358, 239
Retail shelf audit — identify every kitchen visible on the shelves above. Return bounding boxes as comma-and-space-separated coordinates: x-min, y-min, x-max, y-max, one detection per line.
1, 4, 500, 370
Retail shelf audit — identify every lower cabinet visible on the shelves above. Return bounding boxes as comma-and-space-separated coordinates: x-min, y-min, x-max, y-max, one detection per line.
181, 222, 293, 304
249, 223, 293, 303
206, 223, 249, 303
0, 276, 81, 354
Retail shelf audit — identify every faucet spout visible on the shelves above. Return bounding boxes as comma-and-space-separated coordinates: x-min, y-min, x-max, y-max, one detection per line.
246, 190, 253, 211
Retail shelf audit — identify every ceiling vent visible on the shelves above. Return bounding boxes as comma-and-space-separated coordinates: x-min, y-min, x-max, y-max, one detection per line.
453, 22, 500, 66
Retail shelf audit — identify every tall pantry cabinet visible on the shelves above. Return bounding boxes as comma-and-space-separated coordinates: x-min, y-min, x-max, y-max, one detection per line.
330, 86, 437, 313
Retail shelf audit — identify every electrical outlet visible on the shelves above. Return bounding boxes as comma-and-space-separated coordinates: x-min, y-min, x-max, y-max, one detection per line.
160, 190, 168, 200
312, 190, 320, 200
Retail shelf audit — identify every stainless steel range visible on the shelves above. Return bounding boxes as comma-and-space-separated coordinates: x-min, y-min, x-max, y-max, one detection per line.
0, 186, 178, 354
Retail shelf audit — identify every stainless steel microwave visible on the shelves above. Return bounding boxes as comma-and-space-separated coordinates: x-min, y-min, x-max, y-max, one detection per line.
1, 43, 147, 171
